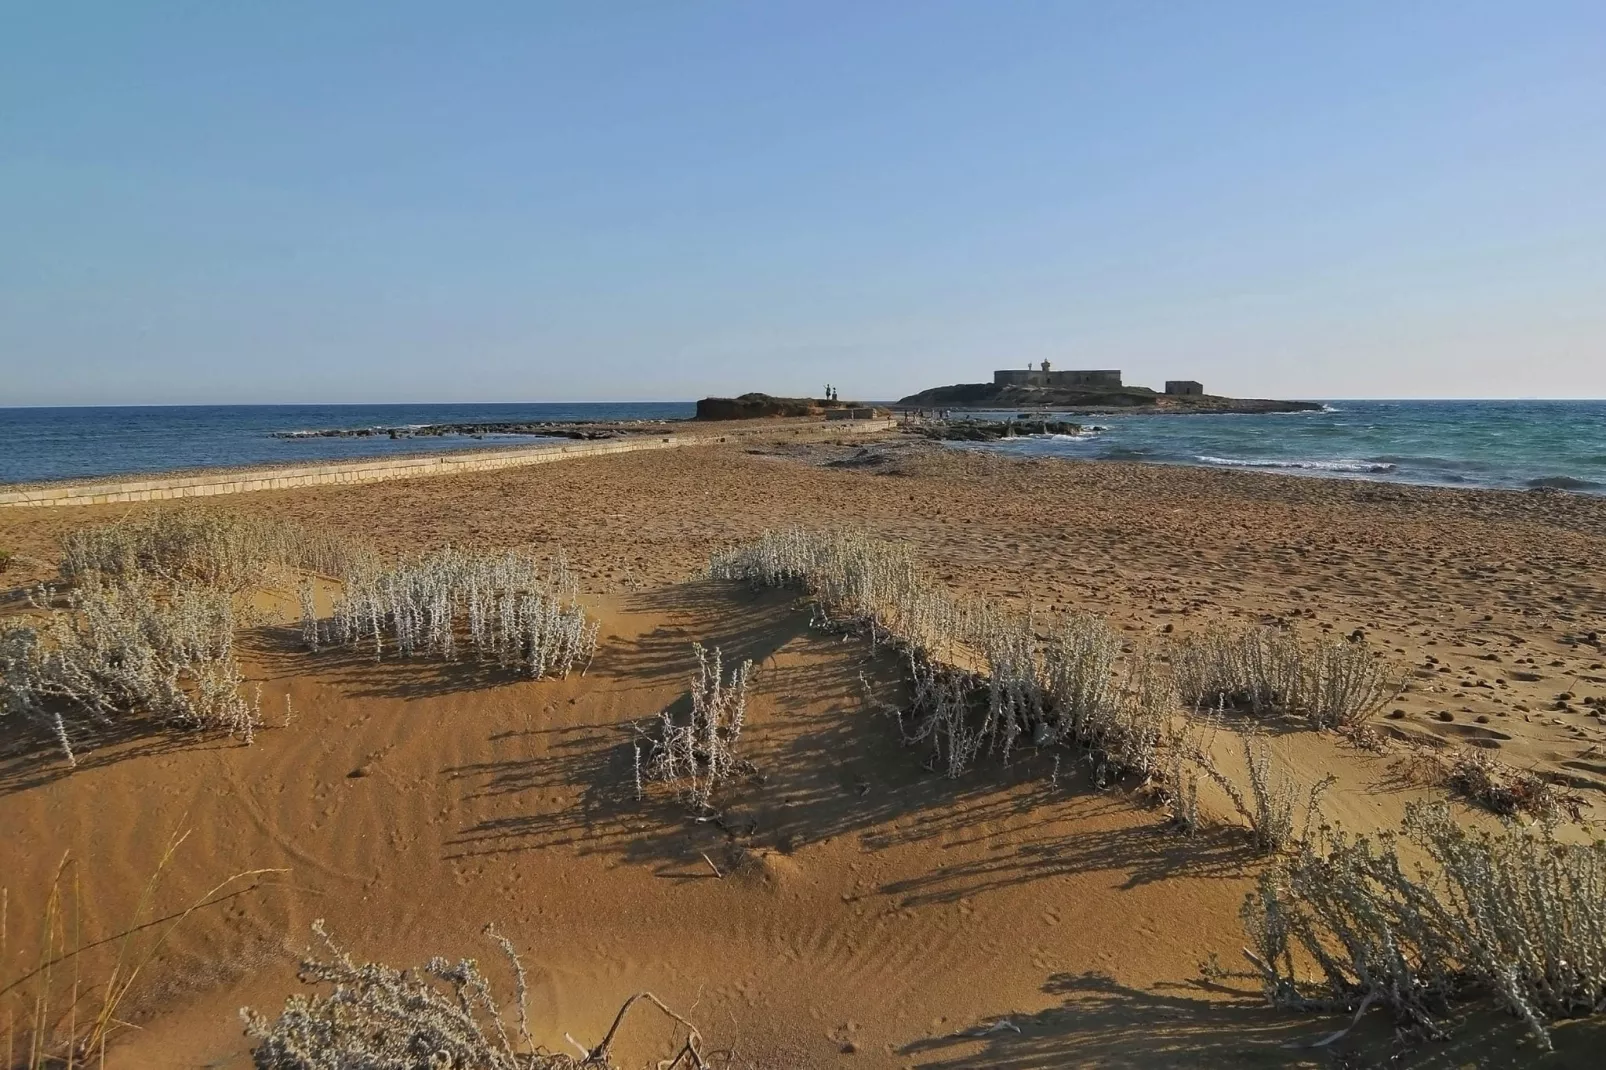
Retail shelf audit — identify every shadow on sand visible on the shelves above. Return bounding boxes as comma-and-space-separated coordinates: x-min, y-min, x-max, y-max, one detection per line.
439, 580, 1263, 902
901, 971, 1605, 1069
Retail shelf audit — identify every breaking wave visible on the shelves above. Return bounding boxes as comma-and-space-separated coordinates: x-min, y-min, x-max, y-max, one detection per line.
1196, 456, 1398, 474
1526, 475, 1604, 491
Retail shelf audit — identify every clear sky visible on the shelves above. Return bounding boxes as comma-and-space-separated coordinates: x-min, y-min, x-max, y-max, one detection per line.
2, 1, 1602, 405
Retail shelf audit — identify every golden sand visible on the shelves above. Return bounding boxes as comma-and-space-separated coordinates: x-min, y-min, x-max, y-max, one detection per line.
3, 432, 1604, 1067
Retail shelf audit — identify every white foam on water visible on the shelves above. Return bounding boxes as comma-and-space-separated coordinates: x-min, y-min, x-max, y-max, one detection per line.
1196, 456, 1397, 474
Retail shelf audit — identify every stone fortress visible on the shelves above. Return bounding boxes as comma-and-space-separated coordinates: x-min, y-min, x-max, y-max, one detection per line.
993, 361, 1203, 396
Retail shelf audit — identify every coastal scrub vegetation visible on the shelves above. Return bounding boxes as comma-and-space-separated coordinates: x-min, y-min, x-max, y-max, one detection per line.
709, 528, 1168, 782
1243, 802, 1606, 1050
298, 546, 598, 679
0, 509, 365, 765
8, 513, 1602, 1054
0, 510, 599, 767
1170, 625, 1403, 730
710, 528, 1400, 783
243, 922, 711, 1069
0, 577, 259, 765
637, 643, 753, 812
710, 527, 1606, 1045
59, 509, 377, 592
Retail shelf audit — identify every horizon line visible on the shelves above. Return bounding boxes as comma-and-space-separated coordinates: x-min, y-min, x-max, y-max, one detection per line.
4, 396, 1606, 411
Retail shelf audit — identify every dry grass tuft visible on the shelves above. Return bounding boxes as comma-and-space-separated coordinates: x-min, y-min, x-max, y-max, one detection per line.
307, 547, 598, 679
60, 509, 375, 592
1243, 802, 1606, 1049
243, 922, 711, 1069
711, 528, 1167, 781
639, 644, 753, 812
2, 830, 281, 1068
1, 577, 259, 765
1171, 626, 1402, 731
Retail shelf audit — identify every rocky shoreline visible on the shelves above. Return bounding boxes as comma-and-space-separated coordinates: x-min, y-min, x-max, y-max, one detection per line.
271, 421, 633, 441
911, 417, 1084, 441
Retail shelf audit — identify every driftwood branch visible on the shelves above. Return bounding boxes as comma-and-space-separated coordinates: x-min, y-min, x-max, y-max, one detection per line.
587, 991, 708, 1069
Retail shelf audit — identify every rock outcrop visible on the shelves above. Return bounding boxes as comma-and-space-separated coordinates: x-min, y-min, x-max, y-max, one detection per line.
694, 393, 887, 421
915, 419, 1083, 441
898, 382, 1321, 414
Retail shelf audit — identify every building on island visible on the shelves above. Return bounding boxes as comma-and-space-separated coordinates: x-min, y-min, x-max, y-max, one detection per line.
1164, 380, 1204, 396
993, 361, 1122, 389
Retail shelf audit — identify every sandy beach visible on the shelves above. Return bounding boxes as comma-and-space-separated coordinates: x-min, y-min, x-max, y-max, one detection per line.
7, 431, 1603, 781
9, 3, 1602, 1063
3, 431, 1605, 1067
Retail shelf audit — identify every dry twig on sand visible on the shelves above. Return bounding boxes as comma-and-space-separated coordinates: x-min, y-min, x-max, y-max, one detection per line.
243, 922, 711, 1069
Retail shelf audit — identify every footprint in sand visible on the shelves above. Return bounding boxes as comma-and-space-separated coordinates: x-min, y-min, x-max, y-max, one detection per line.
1437, 723, 1512, 749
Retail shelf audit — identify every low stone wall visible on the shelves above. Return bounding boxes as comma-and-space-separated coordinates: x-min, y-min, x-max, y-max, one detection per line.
0, 419, 894, 508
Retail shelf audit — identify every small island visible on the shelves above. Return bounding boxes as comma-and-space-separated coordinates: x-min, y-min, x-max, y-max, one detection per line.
899, 363, 1321, 414
693, 392, 888, 421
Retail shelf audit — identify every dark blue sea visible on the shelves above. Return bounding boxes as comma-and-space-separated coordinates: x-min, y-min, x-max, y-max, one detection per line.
0, 403, 694, 485
2, 400, 1604, 494
962, 399, 1606, 494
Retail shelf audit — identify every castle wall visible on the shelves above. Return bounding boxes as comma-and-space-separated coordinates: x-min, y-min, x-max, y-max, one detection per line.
994, 368, 1122, 388
1045, 370, 1122, 388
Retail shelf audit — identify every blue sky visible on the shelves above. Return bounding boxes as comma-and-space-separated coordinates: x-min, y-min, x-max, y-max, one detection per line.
2, 1, 1602, 404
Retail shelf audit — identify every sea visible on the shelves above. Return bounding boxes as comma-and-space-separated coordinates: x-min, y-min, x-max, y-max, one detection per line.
0, 403, 694, 485
964, 399, 1606, 494
1, 400, 1603, 494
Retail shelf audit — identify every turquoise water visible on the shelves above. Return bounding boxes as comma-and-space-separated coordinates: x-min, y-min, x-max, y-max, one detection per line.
967, 400, 1606, 493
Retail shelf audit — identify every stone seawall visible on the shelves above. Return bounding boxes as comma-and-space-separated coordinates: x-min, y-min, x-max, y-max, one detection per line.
0, 419, 895, 508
